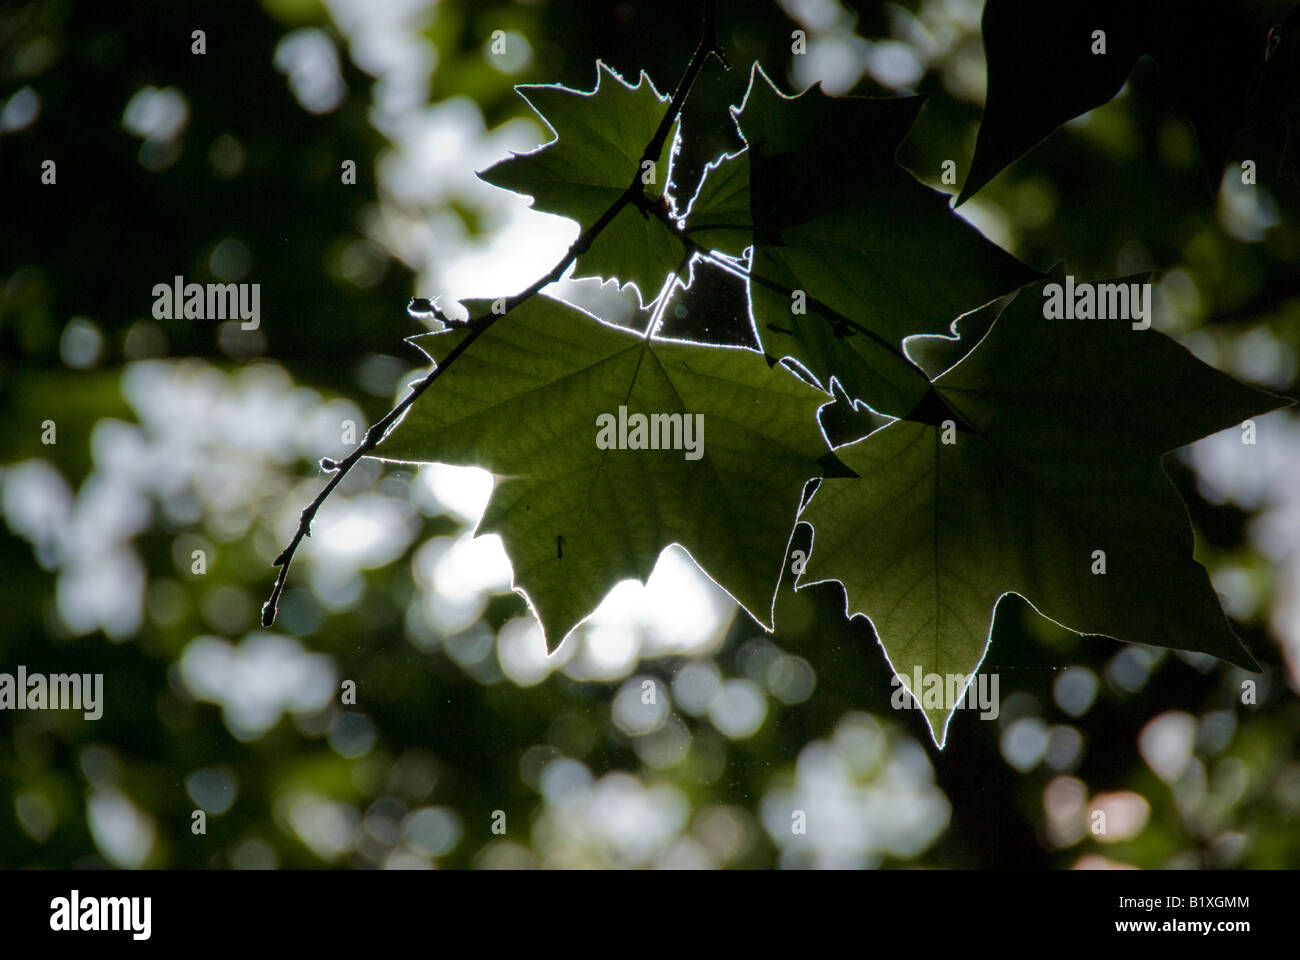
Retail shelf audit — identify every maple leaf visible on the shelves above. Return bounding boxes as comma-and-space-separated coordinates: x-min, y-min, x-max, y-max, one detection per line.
797, 269, 1289, 745
685, 65, 1038, 419
372, 295, 835, 651
480, 62, 688, 304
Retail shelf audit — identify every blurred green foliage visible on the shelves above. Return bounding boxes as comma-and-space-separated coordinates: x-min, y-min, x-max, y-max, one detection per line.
1, 0, 1298, 869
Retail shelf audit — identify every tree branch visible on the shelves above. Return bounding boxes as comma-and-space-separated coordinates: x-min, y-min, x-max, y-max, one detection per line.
261, 0, 727, 627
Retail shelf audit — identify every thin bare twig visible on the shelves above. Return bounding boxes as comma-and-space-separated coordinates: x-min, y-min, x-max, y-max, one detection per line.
261, 0, 727, 627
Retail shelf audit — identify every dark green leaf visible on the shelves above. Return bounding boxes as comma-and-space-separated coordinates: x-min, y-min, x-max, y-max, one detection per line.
959, 0, 1296, 204
798, 270, 1289, 745
687, 66, 1038, 419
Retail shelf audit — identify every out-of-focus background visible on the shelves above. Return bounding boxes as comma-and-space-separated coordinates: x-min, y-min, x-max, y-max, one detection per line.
2, 0, 1298, 869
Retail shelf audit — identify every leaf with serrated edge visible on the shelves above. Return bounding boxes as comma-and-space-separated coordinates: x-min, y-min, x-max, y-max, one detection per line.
684, 64, 1039, 420
480, 61, 688, 305
797, 270, 1289, 746
373, 295, 833, 651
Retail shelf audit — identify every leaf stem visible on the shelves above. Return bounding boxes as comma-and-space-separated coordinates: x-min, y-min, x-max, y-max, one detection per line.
261, 0, 728, 627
